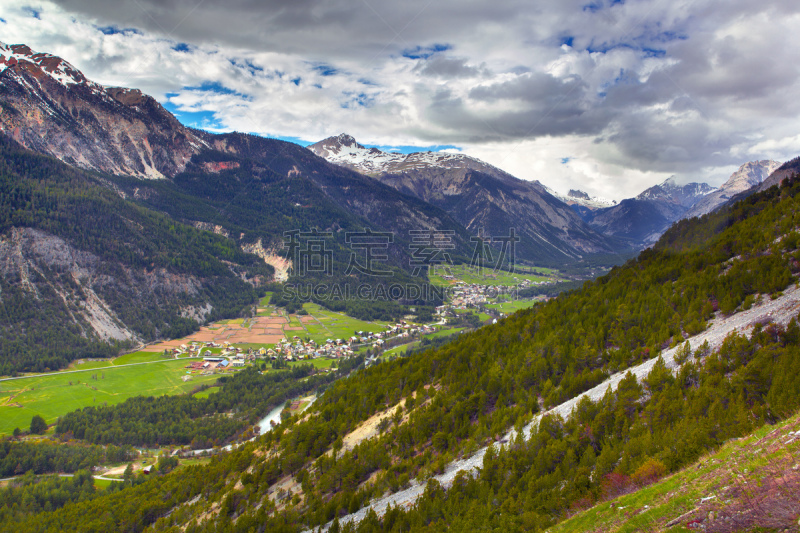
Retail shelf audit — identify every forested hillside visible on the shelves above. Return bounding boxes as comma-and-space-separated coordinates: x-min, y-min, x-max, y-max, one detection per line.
112, 144, 470, 321
0, 137, 272, 373
6, 174, 799, 532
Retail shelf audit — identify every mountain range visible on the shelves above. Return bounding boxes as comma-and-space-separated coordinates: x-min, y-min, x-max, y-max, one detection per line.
308, 134, 622, 263
0, 41, 791, 369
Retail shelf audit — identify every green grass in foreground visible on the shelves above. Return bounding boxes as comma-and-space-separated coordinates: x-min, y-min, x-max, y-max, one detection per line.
550, 414, 800, 533
0, 360, 219, 436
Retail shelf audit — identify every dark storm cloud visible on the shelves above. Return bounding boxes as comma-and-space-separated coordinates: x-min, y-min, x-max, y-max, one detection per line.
46, 0, 537, 58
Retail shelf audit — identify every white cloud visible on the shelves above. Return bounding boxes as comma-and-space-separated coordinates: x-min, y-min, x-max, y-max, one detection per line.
1, 0, 799, 200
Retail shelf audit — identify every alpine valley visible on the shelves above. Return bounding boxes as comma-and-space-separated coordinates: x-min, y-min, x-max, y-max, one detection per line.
2, 41, 800, 533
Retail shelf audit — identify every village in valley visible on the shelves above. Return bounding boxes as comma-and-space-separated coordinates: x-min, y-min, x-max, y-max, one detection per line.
0, 266, 561, 439
176, 320, 439, 377
163, 266, 560, 379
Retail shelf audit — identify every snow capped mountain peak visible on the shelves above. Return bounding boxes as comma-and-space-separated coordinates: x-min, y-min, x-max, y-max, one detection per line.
723, 160, 782, 193
0, 42, 94, 89
333, 133, 360, 147
636, 178, 715, 206
308, 133, 515, 179
661, 176, 679, 188
545, 187, 616, 209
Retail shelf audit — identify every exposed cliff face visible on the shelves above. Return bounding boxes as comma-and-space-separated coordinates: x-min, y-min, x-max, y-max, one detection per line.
757, 157, 800, 192
0, 42, 206, 179
0, 226, 208, 343
683, 160, 782, 219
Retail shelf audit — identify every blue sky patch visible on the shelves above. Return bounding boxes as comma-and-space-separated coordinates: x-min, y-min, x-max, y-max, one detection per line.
182, 82, 250, 99
561, 157, 572, 165
402, 43, 451, 60
162, 100, 224, 132
172, 42, 191, 52
96, 25, 141, 35
229, 58, 265, 75
586, 41, 666, 58
560, 36, 574, 47
341, 91, 374, 109
23, 6, 41, 19
311, 63, 338, 76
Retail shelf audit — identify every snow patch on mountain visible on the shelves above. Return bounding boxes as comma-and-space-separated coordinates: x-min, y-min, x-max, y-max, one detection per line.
308, 133, 511, 176
0, 41, 97, 89
544, 186, 616, 209
636, 177, 716, 206
683, 160, 782, 219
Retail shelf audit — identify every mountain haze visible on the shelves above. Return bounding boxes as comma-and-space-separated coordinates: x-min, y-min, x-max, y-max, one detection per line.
583, 177, 715, 246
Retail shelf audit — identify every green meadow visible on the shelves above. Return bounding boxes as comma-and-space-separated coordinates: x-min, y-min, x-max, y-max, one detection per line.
0, 305, 395, 437
429, 264, 556, 287
485, 299, 539, 314
289, 303, 390, 344
0, 359, 218, 436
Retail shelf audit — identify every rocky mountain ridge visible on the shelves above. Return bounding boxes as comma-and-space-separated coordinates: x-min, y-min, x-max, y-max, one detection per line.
308, 133, 516, 181
561, 176, 716, 247
682, 159, 782, 219
310, 133, 625, 263
0, 41, 207, 179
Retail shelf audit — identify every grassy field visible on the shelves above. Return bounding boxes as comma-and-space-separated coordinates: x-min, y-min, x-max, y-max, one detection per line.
0, 360, 219, 436
429, 264, 556, 287
193, 386, 221, 399
422, 327, 465, 340
0, 303, 389, 437
291, 303, 389, 344
485, 299, 539, 314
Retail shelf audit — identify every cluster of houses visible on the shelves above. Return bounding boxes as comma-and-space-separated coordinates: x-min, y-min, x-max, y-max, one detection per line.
437, 278, 547, 314
271, 337, 354, 360
180, 320, 441, 374
271, 321, 438, 360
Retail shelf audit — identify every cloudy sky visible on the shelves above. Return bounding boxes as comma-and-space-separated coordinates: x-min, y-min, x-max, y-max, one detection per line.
2, 0, 799, 199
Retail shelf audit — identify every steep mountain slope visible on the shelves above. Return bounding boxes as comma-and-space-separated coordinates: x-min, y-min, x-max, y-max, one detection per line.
758, 156, 800, 192
14, 174, 800, 533
0, 43, 474, 271
683, 159, 782, 219
586, 177, 715, 246
309, 134, 623, 264
0, 42, 205, 179
551, 412, 800, 533
0, 136, 271, 374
